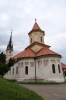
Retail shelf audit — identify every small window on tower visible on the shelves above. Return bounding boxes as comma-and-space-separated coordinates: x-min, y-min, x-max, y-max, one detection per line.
41, 37, 42, 42
31, 38, 32, 43
9, 51, 11, 54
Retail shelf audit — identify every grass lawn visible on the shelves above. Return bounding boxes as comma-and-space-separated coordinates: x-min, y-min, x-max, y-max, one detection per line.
0, 78, 44, 100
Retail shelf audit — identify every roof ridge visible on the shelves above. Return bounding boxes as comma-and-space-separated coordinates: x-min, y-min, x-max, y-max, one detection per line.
49, 48, 60, 55
14, 50, 25, 58
36, 47, 61, 57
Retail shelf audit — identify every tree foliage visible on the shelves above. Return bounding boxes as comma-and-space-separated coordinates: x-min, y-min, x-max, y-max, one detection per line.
0, 62, 9, 76
0, 52, 15, 76
8, 58, 15, 68
0, 52, 6, 64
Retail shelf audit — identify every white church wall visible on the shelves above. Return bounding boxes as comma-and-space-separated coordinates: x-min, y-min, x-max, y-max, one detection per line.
17, 58, 35, 79
4, 63, 18, 80
46, 57, 64, 82
36, 56, 64, 82
36, 57, 51, 79
49, 57, 63, 77
4, 56, 64, 82
36, 59, 43, 79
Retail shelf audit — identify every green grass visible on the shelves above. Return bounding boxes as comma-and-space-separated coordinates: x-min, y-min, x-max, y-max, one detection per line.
0, 78, 44, 100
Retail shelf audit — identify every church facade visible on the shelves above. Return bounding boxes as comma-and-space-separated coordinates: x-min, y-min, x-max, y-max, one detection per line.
4, 21, 66, 82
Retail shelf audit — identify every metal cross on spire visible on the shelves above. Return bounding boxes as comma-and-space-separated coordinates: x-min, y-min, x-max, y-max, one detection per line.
35, 18, 37, 22
11, 30, 13, 34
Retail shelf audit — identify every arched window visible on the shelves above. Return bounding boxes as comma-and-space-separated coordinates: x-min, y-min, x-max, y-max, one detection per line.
16, 66, 18, 74
9, 68, 11, 75
64, 71, 66, 76
25, 66, 28, 74
12, 68, 14, 74
52, 64, 55, 73
40, 37, 42, 42
58, 64, 61, 73
38, 61, 39, 67
31, 38, 32, 43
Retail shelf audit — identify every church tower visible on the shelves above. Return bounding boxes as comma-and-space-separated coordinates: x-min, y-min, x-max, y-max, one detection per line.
6, 31, 13, 61
28, 19, 50, 53
28, 19, 45, 45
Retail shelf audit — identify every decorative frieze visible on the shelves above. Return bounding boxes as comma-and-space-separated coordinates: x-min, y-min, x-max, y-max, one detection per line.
21, 62, 23, 67
51, 59, 55, 63
43, 60, 49, 67
25, 62, 29, 65
30, 62, 34, 67
57, 59, 60, 62
38, 61, 42, 68
34, 32, 37, 35
18, 63, 20, 67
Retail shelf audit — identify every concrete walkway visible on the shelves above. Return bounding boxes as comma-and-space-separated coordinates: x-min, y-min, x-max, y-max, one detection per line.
20, 84, 66, 100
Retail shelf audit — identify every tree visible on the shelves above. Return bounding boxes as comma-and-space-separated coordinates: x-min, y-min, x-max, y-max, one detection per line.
0, 52, 6, 64
0, 62, 9, 76
8, 58, 15, 68
0, 52, 15, 76
0, 52, 9, 76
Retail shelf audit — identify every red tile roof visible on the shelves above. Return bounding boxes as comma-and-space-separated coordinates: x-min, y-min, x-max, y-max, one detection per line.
32, 22, 41, 30
36, 47, 61, 57
14, 48, 35, 59
61, 63, 66, 69
6, 47, 66, 69
13, 47, 61, 60
28, 21, 44, 35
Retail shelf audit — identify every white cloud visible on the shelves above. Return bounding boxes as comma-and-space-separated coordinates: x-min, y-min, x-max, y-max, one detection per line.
0, 0, 66, 63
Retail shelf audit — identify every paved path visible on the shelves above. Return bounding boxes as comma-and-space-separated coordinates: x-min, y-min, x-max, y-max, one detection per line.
20, 84, 66, 100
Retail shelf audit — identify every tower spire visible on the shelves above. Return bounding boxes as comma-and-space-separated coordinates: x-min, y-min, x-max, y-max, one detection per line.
6, 31, 13, 61
32, 19, 41, 30
7, 31, 13, 50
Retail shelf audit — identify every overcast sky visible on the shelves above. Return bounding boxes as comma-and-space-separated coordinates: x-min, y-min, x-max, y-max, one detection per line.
0, 0, 66, 64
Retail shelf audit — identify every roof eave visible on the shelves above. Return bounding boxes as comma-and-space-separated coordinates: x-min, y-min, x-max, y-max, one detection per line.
36, 54, 61, 58
25, 42, 51, 50
28, 29, 44, 36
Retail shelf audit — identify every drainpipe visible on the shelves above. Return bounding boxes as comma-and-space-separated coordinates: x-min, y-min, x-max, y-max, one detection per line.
34, 57, 37, 82
63, 69, 65, 80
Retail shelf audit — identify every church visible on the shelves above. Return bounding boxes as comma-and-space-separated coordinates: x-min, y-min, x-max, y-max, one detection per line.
4, 20, 66, 82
